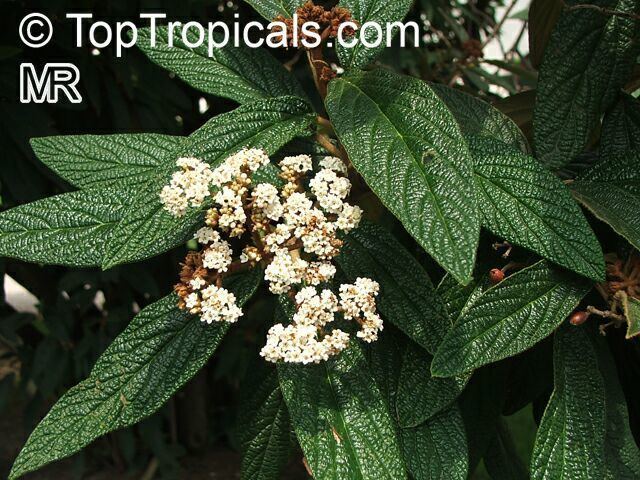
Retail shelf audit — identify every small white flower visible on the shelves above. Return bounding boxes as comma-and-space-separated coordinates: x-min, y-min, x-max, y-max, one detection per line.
310, 168, 351, 214
280, 154, 313, 174
194, 227, 220, 245
160, 157, 214, 216
264, 249, 307, 294
252, 183, 284, 221
319, 156, 348, 174
202, 239, 233, 272
199, 285, 243, 323
336, 204, 362, 232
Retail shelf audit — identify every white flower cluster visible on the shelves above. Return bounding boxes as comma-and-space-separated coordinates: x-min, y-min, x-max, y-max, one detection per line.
160, 157, 215, 216
164, 148, 382, 364
260, 280, 381, 364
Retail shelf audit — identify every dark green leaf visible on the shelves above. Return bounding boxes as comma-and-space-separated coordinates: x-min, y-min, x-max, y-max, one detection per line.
601, 92, 640, 159
430, 83, 529, 153
436, 273, 486, 322
400, 405, 468, 480
337, 221, 451, 353
102, 97, 313, 269
238, 364, 292, 480
325, 69, 479, 284
0, 186, 130, 267
336, 0, 414, 69
571, 152, 640, 251
279, 342, 406, 480
469, 136, 604, 281
244, 0, 304, 20
533, 0, 640, 169
531, 324, 640, 479
136, 27, 307, 104
30, 134, 184, 189
9, 270, 262, 480
396, 340, 467, 427
432, 261, 592, 377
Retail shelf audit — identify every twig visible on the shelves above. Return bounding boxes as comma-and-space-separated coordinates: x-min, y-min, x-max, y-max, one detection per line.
563, 2, 640, 20
315, 132, 343, 159
481, 0, 519, 49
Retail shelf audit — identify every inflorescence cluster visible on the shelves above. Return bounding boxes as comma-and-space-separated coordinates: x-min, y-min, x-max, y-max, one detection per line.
160, 148, 382, 364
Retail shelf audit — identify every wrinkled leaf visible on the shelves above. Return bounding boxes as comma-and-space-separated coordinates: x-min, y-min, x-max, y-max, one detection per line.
533, 0, 640, 169
238, 364, 292, 480
431, 83, 529, 153
9, 270, 262, 480
601, 92, 640, 159
0, 186, 131, 267
616, 291, 640, 339
336, 0, 414, 69
469, 136, 604, 281
531, 324, 640, 479
30, 134, 184, 189
571, 152, 640, 251
244, 0, 304, 20
396, 340, 467, 427
326, 70, 479, 284
432, 261, 592, 377
279, 340, 406, 480
136, 27, 307, 104
400, 405, 468, 480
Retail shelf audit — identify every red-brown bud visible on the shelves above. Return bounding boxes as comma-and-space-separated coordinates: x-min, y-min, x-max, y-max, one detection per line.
489, 268, 505, 284
569, 311, 590, 326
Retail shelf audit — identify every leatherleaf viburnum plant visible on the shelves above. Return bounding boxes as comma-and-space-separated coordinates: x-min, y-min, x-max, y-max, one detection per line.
3, 0, 640, 478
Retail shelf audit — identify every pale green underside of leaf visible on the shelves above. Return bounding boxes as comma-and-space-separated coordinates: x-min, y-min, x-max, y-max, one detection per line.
469, 136, 605, 281
244, 0, 304, 20
238, 365, 292, 480
136, 27, 308, 104
0, 186, 131, 267
325, 69, 479, 284
571, 152, 640, 252
400, 405, 468, 480
102, 96, 313, 269
617, 292, 640, 339
9, 270, 262, 480
430, 83, 529, 153
533, 0, 640, 169
30, 133, 184, 189
336, 0, 413, 69
337, 221, 451, 354
279, 342, 406, 480
601, 93, 640, 159
431, 261, 592, 377
531, 324, 640, 479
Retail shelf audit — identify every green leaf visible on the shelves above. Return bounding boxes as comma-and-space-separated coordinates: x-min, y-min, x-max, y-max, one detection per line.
337, 221, 451, 353
531, 324, 640, 479
238, 364, 292, 480
400, 405, 468, 480
30, 134, 184, 189
436, 272, 486, 322
469, 136, 605, 281
430, 83, 529, 153
9, 270, 262, 480
325, 69, 480, 284
533, 0, 640, 169
396, 340, 467, 427
367, 329, 468, 480
601, 93, 640, 159
336, 0, 413, 69
431, 261, 592, 377
571, 152, 640, 251
616, 291, 640, 339
279, 341, 406, 480
102, 97, 313, 269
0, 186, 131, 267
136, 27, 308, 104
244, 0, 304, 20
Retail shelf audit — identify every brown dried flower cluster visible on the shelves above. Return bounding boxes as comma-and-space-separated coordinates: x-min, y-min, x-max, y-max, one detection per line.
604, 253, 640, 299
272, 1, 357, 49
